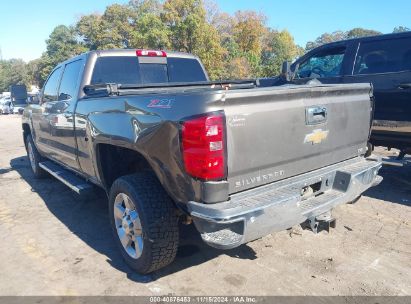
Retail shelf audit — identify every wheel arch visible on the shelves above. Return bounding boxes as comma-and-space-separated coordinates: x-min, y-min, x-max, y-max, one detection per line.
22, 122, 31, 150
95, 143, 156, 191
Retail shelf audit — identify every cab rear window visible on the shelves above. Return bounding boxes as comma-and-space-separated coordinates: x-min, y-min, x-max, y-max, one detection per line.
91, 56, 207, 85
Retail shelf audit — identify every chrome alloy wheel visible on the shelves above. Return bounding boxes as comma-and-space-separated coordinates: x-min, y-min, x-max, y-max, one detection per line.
27, 141, 36, 173
113, 193, 144, 259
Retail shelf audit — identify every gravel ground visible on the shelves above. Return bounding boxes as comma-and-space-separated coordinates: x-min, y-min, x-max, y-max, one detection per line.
0, 114, 410, 296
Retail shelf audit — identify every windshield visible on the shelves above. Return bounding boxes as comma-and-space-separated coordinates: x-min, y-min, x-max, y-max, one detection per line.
90, 56, 207, 85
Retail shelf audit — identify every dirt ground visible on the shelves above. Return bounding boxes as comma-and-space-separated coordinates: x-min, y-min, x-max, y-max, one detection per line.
0, 114, 410, 296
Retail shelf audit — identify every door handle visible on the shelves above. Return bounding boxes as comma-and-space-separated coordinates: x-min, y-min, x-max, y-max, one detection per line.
398, 83, 411, 89
306, 106, 327, 125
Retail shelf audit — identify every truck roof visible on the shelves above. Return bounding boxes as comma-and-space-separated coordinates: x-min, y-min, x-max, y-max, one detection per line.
309, 31, 411, 49
62, 49, 201, 65
93, 49, 200, 59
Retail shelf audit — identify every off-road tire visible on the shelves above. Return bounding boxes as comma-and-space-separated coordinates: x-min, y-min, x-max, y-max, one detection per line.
365, 142, 373, 158
26, 134, 46, 178
348, 195, 362, 204
109, 173, 179, 274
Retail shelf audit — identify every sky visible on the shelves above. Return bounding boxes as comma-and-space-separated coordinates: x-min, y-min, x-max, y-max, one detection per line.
0, 0, 410, 62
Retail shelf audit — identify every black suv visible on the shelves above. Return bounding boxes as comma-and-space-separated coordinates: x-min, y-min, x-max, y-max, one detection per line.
290, 32, 411, 157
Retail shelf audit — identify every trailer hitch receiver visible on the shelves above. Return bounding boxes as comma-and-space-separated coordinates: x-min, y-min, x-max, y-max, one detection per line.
308, 211, 336, 234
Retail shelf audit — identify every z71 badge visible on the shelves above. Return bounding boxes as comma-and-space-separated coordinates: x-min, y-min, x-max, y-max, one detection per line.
304, 129, 329, 145
147, 98, 174, 108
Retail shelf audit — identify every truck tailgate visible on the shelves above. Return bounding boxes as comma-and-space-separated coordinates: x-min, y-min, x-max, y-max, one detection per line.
224, 83, 372, 194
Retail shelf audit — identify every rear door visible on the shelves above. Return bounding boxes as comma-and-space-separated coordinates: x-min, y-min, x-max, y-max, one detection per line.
345, 36, 411, 126
32, 67, 63, 154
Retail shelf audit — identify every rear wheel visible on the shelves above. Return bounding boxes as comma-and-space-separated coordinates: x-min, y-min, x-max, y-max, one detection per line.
365, 142, 373, 157
348, 195, 362, 204
109, 173, 179, 274
26, 134, 46, 178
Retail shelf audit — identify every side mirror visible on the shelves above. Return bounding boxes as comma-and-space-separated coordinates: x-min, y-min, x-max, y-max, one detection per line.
281, 61, 299, 82
281, 61, 291, 81
281, 61, 298, 82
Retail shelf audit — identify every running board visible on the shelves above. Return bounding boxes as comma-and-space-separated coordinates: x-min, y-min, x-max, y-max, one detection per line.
382, 157, 409, 167
39, 161, 94, 195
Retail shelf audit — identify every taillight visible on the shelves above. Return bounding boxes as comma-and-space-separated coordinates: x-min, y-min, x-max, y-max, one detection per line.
136, 49, 167, 57
182, 112, 226, 180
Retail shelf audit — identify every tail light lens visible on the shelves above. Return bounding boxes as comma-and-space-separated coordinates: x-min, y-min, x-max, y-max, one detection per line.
136, 49, 167, 57
182, 112, 226, 180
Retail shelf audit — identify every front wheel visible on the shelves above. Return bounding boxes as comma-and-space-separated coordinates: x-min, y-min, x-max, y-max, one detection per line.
26, 134, 46, 178
109, 173, 179, 274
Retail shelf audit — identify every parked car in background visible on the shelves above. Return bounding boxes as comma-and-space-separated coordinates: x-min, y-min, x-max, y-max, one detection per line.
287, 31, 411, 158
0, 97, 13, 114
22, 49, 382, 273
27, 93, 40, 105
10, 84, 28, 115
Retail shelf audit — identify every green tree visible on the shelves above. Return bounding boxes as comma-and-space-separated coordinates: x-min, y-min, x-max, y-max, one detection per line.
77, 1, 170, 50
162, 0, 224, 79
25, 59, 42, 87
346, 28, 382, 39
162, 0, 207, 52
262, 30, 303, 77
306, 28, 384, 51
76, 14, 105, 50
306, 31, 346, 51
130, 0, 163, 15
232, 11, 266, 57
101, 4, 137, 48
393, 26, 410, 33
130, 1, 171, 50
223, 56, 251, 79
130, 13, 171, 49
36, 25, 86, 85
0, 59, 28, 92
77, 5, 137, 50
46, 25, 86, 61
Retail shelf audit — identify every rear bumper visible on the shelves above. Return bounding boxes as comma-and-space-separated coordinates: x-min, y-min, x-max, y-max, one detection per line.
188, 156, 382, 249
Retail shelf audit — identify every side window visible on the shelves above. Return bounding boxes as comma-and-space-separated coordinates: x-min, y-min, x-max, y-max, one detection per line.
297, 46, 346, 78
42, 67, 62, 103
353, 37, 411, 75
58, 60, 83, 101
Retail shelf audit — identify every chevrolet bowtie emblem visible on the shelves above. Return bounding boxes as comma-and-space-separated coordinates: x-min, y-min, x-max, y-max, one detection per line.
304, 129, 329, 144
